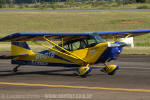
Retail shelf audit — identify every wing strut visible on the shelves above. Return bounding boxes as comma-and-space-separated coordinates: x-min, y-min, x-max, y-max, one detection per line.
120, 34, 132, 42
32, 36, 88, 66
43, 36, 87, 63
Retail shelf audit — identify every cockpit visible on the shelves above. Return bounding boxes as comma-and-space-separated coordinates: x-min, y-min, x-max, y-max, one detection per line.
61, 33, 104, 51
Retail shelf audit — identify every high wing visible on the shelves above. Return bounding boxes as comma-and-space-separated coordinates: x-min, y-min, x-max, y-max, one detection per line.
0, 32, 89, 42
0, 30, 150, 42
97, 30, 150, 39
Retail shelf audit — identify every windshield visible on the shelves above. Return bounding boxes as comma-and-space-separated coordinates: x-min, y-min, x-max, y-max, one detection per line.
89, 32, 104, 43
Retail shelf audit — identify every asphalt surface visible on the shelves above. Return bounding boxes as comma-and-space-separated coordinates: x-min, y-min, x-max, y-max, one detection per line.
0, 9, 150, 12
0, 55, 150, 100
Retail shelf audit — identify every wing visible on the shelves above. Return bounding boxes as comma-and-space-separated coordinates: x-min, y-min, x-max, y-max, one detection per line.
0, 30, 150, 42
97, 30, 150, 39
0, 33, 89, 65
0, 32, 90, 42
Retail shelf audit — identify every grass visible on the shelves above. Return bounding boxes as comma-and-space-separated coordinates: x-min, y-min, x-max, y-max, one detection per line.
122, 47, 150, 55
0, 11, 149, 54
0, 11, 150, 35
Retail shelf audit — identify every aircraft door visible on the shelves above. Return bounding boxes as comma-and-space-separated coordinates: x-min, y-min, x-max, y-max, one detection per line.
84, 37, 107, 64
71, 40, 88, 59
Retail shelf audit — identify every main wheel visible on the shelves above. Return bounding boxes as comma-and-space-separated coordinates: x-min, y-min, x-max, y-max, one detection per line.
101, 65, 119, 75
74, 65, 92, 77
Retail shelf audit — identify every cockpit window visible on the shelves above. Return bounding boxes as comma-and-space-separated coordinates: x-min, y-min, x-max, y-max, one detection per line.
87, 38, 97, 47
90, 33, 104, 43
72, 41, 80, 50
63, 44, 70, 50
80, 40, 87, 49
72, 40, 87, 50
60, 33, 104, 51
86, 33, 104, 47
62, 39, 87, 51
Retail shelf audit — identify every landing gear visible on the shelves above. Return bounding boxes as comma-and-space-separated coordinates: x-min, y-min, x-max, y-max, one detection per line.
13, 64, 21, 72
74, 64, 92, 78
101, 62, 119, 75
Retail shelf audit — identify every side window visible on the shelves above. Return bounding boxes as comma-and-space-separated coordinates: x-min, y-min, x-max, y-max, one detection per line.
87, 39, 97, 47
72, 41, 80, 50
80, 40, 86, 49
63, 44, 69, 50
62, 39, 87, 51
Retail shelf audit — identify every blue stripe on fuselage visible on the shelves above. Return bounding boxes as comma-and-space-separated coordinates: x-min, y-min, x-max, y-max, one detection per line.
39, 50, 72, 63
11, 60, 79, 67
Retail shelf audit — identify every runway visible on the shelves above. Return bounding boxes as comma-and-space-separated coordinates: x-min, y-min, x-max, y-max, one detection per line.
0, 55, 150, 100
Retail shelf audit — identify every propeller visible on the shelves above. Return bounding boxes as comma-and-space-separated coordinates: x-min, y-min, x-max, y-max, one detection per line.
108, 41, 127, 48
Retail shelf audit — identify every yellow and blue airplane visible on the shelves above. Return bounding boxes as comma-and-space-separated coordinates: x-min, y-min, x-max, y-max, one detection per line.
0, 30, 149, 77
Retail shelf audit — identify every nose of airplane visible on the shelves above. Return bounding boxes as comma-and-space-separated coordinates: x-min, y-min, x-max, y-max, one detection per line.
95, 41, 127, 63
107, 41, 127, 61
108, 41, 127, 48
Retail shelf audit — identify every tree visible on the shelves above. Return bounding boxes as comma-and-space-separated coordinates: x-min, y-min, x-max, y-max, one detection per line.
0, 0, 6, 8
66, 0, 75, 2
136, 0, 145, 3
9, 0, 15, 4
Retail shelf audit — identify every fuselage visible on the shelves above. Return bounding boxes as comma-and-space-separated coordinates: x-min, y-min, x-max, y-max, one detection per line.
11, 33, 123, 67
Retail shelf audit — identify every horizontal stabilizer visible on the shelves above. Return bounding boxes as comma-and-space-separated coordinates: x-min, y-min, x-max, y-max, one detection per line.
0, 54, 28, 59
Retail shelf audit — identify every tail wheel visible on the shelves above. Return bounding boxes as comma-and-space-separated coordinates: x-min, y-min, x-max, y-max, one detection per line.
12, 64, 21, 72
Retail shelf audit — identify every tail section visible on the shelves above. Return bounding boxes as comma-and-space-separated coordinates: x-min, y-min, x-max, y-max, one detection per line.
11, 42, 34, 55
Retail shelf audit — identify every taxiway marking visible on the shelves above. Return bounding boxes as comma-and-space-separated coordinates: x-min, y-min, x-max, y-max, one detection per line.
0, 82, 150, 93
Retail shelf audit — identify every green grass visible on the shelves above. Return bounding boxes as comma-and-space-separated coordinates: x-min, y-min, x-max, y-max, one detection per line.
0, 11, 150, 35
0, 11, 150, 54
122, 47, 150, 55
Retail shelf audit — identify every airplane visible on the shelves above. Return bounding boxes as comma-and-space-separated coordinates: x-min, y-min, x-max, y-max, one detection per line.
0, 30, 149, 77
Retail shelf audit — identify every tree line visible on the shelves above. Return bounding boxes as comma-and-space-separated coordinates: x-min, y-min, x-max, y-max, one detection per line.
0, 0, 149, 9
0, 0, 147, 4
